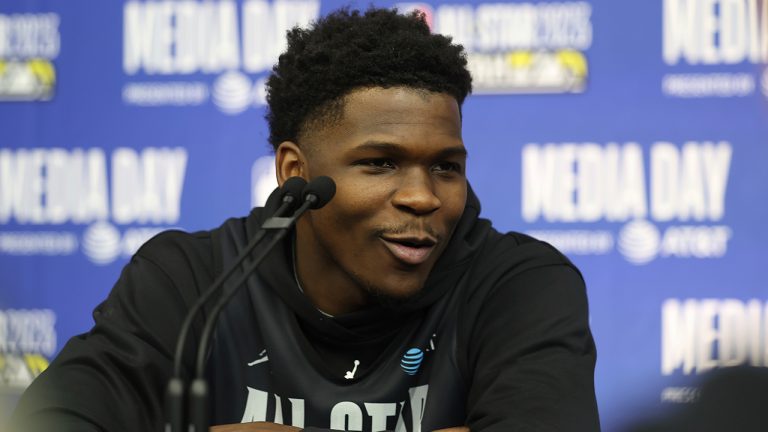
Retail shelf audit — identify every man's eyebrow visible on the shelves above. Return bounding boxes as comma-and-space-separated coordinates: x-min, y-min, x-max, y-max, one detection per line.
353, 141, 468, 158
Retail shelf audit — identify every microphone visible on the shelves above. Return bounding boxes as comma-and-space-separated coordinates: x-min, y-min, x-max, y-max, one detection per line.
274, 176, 309, 213
184, 176, 336, 432
303, 175, 336, 209
261, 175, 336, 229
166, 177, 306, 432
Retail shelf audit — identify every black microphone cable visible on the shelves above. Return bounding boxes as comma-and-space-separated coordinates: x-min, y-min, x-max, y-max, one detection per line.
166, 176, 307, 432
187, 176, 336, 432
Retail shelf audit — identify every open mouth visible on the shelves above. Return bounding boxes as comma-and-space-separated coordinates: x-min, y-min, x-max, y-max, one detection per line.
379, 235, 437, 266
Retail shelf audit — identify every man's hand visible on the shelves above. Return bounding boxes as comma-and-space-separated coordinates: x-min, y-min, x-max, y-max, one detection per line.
210, 423, 468, 432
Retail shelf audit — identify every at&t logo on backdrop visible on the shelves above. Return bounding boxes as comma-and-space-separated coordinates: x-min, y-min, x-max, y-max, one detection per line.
121, 0, 319, 115
661, 297, 768, 376
0, 147, 187, 265
659, 297, 768, 403
521, 141, 733, 265
662, 0, 768, 98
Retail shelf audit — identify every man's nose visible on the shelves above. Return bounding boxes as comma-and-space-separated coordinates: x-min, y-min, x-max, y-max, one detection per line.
391, 169, 442, 215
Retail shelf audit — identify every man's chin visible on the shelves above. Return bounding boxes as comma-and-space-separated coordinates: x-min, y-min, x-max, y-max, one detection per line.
351, 268, 428, 311
363, 284, 422, 310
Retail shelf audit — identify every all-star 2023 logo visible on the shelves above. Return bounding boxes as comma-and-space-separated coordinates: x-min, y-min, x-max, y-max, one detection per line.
0, 309, 56, 390
397, 1, 592, 94
0, 13, 59, 101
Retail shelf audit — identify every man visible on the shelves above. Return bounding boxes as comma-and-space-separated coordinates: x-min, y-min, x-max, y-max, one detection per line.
11, 8, 599, 432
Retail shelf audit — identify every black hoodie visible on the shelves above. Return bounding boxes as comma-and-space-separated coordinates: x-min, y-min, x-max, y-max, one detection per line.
10, 187, 600, 431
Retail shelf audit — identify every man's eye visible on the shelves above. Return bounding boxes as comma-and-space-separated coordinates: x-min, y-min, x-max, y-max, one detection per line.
433, 162, 462, 174
359, 159, 396, 170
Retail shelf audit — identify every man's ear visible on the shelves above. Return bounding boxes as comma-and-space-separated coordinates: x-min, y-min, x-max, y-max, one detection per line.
275, 141, 307, 186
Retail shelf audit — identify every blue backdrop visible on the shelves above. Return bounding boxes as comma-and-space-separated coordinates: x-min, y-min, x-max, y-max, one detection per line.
1, 1, 767, 430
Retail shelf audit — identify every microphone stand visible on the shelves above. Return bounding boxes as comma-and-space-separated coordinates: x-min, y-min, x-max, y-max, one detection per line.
188, 183, 333, 432
166, 178, 306, 432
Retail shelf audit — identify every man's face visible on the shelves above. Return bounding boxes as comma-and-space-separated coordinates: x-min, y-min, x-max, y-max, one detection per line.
289, 87, 467, 312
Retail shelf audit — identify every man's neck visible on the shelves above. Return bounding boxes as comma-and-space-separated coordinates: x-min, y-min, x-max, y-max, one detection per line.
294, 222, 372, 316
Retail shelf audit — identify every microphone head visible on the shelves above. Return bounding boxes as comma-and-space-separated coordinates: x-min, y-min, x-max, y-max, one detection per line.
302, 176, 336, 209
281, 176, 307, 204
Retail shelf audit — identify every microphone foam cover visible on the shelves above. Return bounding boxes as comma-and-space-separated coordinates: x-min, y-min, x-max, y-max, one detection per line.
281, 176, 307, 202
303, 176, 336, 209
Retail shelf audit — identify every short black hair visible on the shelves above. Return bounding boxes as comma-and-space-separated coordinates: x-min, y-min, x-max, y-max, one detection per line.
265, 7, 473, 150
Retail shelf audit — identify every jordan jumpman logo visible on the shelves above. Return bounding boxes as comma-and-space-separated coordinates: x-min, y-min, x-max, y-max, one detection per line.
344, 360, 360, 379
